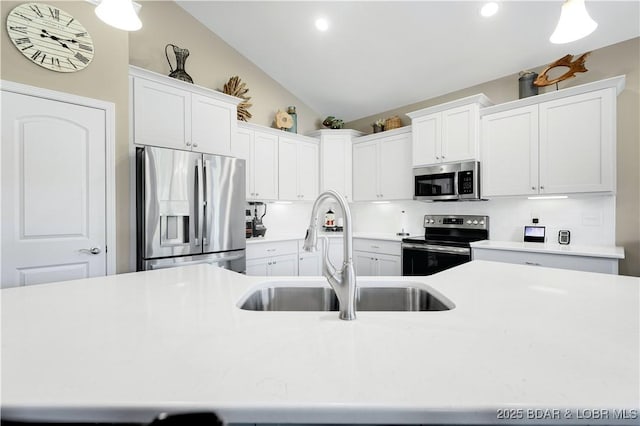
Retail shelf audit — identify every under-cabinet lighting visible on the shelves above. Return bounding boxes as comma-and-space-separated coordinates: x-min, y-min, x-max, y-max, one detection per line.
480, 2, 499, 17
527, 195, 569, 200
271, 201, 292, 204
371, 201, 390, 204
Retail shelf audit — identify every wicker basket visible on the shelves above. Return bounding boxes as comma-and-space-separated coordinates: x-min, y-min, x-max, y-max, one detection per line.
384, 116, 402, 131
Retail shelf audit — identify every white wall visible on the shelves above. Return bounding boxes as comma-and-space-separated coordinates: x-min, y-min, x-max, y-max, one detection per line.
262, 195, 616, 247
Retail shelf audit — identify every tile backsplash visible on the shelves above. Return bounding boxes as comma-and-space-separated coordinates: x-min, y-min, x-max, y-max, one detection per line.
259, 195, 616, 246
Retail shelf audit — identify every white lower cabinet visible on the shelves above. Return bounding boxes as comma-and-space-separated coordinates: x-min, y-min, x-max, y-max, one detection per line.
246, 255, 298, 276
325, 237, 344, 270
298, 240, 322, 276
246, 240, 298, 276
353, 239, 401, 276
472, 248, 619, 275
247, 238, 402, 277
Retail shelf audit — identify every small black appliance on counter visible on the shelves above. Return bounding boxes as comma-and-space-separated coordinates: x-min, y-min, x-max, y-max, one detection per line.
250, 202, 267, 238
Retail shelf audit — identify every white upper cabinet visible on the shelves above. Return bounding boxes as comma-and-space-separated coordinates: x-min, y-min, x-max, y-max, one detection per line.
481, 76, 623, 197
233, 125, 279, 201
539, 89, 615, 194
308, 129, 363, 201
130, 66, 239, 155
278, 135, 319, 201
253, 131, 279, 201
133, 78, 189, 150
353, 127, 413, 201
191, 94, 233, 155
481, 105, 539, 197
407, 94, 492, 166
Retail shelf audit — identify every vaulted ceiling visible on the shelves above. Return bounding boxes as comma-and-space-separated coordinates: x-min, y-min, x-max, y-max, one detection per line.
177, 1, 640, 121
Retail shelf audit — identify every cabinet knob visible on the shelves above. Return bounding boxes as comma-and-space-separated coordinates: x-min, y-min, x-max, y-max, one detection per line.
436, 156, 440, 160
540, 186, 545, 190
186, 141, 191, 146
531, 186, 536, 190
256, 193, 260, 196
193, 143, 198, 148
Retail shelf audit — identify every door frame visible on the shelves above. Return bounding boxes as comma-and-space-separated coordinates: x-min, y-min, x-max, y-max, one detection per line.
0, 80, 117, 276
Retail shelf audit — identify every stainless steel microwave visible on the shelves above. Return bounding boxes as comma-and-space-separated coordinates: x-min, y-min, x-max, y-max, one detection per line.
413, 161, 481, 201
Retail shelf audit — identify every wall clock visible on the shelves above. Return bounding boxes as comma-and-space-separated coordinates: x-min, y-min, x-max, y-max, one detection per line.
6, 3, 94, 72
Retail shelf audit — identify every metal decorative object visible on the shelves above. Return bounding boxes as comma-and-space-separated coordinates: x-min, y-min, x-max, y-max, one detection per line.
222, 76, 253, 121
165, 44, 193, 83
322, 116, 344, 129
518, 71, 539, 98
534, 52, 591, 87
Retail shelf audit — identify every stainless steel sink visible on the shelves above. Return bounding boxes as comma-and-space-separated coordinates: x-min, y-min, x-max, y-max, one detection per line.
239, 283, 453, 312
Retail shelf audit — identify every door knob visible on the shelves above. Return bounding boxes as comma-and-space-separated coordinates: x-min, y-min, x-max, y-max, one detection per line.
80, 247, 101, 255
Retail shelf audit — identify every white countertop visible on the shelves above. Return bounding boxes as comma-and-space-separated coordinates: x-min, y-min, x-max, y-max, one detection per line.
2, 262, 638, 424
471, 240, 625, 259
246, 232, 404, 244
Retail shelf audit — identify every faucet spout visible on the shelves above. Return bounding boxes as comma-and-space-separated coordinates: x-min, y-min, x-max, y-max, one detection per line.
303, 190, 356, 320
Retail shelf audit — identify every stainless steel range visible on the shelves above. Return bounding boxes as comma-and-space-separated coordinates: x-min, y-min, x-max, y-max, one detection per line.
401, 215, 489, 276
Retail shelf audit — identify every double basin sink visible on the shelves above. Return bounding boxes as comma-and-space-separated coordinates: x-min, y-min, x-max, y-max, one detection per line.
239, 281, 453, 312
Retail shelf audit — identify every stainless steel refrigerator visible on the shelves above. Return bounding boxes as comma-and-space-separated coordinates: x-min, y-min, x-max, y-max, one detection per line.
136, 146, 246, 272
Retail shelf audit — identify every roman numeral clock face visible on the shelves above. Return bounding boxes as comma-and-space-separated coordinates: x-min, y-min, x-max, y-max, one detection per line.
6, 3, 94, 72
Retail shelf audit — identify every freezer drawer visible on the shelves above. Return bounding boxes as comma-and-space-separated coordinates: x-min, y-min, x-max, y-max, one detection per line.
141, 250, 246, 273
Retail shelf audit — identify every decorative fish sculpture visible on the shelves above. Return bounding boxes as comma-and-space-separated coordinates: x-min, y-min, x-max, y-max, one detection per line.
534, 52, 591, 87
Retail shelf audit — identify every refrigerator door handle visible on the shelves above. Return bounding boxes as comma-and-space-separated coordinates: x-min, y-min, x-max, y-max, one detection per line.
195, 158, 204, 246
203, 159, 212, 247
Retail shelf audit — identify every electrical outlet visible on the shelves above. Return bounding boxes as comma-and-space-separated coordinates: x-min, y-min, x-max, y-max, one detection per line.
532, 217, 539, 224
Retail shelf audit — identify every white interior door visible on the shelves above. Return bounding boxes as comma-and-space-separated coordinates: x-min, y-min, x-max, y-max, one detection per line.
2, 91, 107, 288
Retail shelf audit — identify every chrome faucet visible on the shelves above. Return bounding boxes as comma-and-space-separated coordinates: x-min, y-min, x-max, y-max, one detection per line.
303, 190, 356, 320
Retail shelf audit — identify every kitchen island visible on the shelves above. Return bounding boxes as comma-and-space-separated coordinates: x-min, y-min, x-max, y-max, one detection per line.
1, 261, 638, 425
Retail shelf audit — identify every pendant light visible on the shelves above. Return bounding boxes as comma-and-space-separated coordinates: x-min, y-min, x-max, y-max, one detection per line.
95, 0, 142, 31
550, 0, 598, 44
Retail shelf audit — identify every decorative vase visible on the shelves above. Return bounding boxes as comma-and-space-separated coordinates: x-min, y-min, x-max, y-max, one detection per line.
286, 106, 297, 134
165, 44, 193, 84
373, 124, 383, 133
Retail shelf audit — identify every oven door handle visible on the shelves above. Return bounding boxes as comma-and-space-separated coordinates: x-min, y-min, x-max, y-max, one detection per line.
403, 243, 470, 255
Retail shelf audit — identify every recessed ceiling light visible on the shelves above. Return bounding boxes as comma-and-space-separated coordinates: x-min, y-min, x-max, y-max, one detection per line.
480, 2, 499, 18
315, 18, 329, 32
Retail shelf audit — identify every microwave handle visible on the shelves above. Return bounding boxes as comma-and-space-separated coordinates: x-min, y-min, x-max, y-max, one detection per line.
454, 170, 459, 196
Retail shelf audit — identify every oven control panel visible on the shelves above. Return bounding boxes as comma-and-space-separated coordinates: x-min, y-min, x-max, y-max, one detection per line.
424, 215, 489, 230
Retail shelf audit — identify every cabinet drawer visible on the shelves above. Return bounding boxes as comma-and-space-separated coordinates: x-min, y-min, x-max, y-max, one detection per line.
353, 239, 401, 256
247, 240, 298, 259
472, 248, 618, 274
